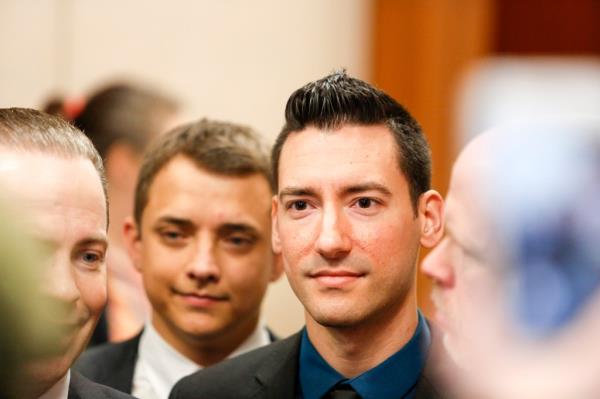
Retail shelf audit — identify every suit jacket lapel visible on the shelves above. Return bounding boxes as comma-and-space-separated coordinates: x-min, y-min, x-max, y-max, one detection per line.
251, 332, 302, 399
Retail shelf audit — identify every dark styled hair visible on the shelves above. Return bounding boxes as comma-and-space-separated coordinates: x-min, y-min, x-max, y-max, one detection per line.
134, 118, 271, 226
74, 83, 178, 159
0, 107, 108, 206
272, 70, 431, 211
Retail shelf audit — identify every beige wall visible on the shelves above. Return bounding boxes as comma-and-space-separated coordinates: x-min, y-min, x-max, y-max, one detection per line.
0, 0, 373, 337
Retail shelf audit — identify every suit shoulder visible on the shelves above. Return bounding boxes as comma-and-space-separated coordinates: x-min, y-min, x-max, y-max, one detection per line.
69, 372, 135, 399
74, 333, 140, 388
170, 333, 301, 399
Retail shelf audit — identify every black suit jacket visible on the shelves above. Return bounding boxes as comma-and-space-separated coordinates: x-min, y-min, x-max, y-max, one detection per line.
169, 330, 447, 399
74, 332, 142, 394
68, 371, 135, 399
75, 328, 279, 395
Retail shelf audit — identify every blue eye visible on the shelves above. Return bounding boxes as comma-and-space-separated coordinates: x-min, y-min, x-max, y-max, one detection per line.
82, 252, 99, 263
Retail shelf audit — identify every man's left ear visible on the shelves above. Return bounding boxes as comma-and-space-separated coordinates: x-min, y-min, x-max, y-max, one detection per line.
418, 190, 444, 248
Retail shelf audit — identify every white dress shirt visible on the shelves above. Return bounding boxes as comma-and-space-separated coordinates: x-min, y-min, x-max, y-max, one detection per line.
38, 369, 70, 399
131, 322, 271, 399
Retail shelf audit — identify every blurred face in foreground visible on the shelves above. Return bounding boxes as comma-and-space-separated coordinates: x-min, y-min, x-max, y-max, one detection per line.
421, 135, 505, 365
422, 128, 600, 399
0, 150, 108, 395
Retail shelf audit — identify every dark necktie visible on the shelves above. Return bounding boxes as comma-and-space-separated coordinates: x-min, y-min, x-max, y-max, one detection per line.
323, 384, 363, 399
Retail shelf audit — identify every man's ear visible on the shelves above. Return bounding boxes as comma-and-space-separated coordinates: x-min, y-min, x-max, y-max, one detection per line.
123, 216, 143, 273
271, 195, 282, 255
270, 253, 284, 282
418, 190, 445, 248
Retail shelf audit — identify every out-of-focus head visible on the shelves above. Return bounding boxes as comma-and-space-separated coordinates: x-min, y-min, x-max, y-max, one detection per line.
421, 131, 505, 362
271, 71, 444, 331
74, 83, 179, 233
0, 108, 108, 397
125, 119, 280, 362
74, 83, 179, 159
422, 119, 600, 398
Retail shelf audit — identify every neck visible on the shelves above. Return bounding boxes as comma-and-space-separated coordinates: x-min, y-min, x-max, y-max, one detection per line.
306, 293, 418, 378
152, 311, 261, 367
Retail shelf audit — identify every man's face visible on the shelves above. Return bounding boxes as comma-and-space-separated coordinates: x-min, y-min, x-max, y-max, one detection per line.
0, 150, 108, 385
129, 155, 278, 346
421, 142, 503, 362
273, 125, 429, 329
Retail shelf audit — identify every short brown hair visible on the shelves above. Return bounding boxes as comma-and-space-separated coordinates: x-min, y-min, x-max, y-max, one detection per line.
134, 118, 271, 226
0, 108, 108, 204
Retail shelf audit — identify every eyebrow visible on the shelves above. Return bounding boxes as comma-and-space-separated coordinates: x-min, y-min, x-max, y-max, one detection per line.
342, 182, 392, 197
278, 187, 318, 198
156, 217, 261, 237
76, 236, 109, 250
155, 216, 195, 229
445, 220, 486, 262
279, 182, 392, 198
217, 223, 260, 237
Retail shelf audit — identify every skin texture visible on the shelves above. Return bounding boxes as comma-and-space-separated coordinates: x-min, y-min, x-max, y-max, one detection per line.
0, 150, 108, 398
124, 155, 281, 366
272, 124, 443, 377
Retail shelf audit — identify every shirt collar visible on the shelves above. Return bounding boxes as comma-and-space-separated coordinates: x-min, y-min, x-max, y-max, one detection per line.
134, 322, 271, 399
38, 369, 70, 399
299, 311, 431, 399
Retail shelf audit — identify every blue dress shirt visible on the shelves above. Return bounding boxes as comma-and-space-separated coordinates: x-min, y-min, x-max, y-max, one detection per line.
298, 311, 431, 399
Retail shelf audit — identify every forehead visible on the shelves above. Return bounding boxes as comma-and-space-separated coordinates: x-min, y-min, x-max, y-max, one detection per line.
144, 155, 272, 224
278, 124, 404, 191
0, 150, 107, 241
446, 140, 495, 255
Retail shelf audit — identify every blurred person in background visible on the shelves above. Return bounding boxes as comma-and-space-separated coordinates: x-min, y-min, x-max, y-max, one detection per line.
74, 83, 180, 344
75, 119, 282, 399
0, 108, 132, 398
422, 119, 600, 399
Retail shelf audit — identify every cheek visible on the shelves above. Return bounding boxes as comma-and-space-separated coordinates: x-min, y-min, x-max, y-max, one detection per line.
141, 241, 183, 281
225, 258, 271, 302
354, 220, 419, 264
78, 273, 107, 316
280, 220, 315, 262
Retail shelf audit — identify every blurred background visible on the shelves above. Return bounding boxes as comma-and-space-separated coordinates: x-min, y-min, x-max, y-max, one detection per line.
1, 0, 599, 337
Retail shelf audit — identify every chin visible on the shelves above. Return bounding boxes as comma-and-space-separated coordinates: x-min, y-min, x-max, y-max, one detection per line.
25, 353, 72, 387
309, 308, 364, 329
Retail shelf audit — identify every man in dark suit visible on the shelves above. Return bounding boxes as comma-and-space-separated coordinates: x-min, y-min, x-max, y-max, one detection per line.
0, 108, 132, 399
170, 71, 446, 399
76, 119, 282, 398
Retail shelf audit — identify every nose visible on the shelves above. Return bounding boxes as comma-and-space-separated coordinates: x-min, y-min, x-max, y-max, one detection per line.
315, 205, 352, 260
45, 253, 80, 304
186, 235, 221, 284
421, 238, 455, 288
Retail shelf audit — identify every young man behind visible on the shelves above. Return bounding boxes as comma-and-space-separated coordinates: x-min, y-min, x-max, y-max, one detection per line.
76, 118, 282, 399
